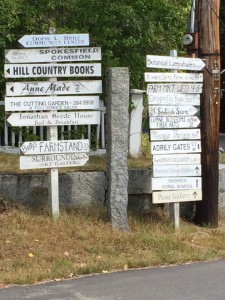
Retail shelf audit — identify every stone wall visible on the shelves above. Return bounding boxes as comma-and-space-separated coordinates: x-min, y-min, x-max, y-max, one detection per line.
1, 167, 225, 212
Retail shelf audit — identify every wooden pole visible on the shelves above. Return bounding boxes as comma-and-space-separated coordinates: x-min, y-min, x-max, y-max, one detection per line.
195, 0, 221, 227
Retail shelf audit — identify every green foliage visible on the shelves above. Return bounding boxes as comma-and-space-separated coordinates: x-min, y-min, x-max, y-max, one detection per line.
0, 0, 192, 142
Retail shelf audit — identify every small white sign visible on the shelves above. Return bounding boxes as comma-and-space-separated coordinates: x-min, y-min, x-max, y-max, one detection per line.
151, 140, 201, 154
6, 80, 102, 96
147, 83, 202, 94
146, 55, 205, 71
148, 105, 199, 117
4, 63, 101, 78
152, 177, 202, 190
20, 139, 89, 155
144, 72, 203, 82
18, 34, 90, 48
152, 189, 202, 203
7, 111, 100, 127
149, 116, 200, 129
148, 93, 200, 106
5, 47, 101, 63
20, 153, 89, 170
152, 154, 201, 165
153, 164, 201, 177
5, 96, 100, 111
150, 129, 201, 141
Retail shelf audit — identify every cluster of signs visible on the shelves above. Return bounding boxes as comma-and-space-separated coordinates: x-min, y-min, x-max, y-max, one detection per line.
4, 33, 102, 169
145, 54, 205, 204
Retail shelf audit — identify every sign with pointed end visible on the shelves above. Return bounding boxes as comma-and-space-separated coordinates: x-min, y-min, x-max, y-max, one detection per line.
18, 34, 89, 48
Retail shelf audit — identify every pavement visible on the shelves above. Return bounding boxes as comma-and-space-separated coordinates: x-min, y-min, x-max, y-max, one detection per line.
1, 259, 225, 300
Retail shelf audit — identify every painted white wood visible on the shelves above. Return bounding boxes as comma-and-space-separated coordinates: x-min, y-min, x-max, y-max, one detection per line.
147, 83, 203, 94
19, 139, 89, 155
5, 96, 100, 111
146, 55, 205, 70
148, 105, 199, 116
153, 164, 202, 177
148, 93, 200, 105
19, 153, 89, 169
129, 90, 144, 157
150, 129, 201, 141
152, 153, 201, 165
149, 115, 200, 129
18, 34, 89, 48
6, 80, 102, 96
151, 140, 201, 154
7, 111, 100, 127
152, 189, 202, 203
152, 177, 202, 190
5, 47, 101, 63
144, 72, 203, 82
4, 63, 101, 78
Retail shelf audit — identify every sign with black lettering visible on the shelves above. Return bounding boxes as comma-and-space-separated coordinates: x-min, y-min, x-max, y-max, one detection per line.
4, 63, 101, 78
5, 47, 101, 63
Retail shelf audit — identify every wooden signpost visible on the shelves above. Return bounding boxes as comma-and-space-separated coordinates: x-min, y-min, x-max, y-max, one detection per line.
4, 32, 102, 219
146, 52, 204, 229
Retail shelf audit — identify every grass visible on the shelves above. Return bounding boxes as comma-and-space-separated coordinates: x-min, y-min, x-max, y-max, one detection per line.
1, 204, 225, 287
0, 137, 225, 286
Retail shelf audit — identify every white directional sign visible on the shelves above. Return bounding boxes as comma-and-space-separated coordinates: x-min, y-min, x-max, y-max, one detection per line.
7, 111, 100, 127
144, 72, 203, 82
152, 177, 202, 190
18, 34, 90, 48
148, 105, 199, 117
146, 55, 205, 71
150, 129, 201, 141
5, 47, 101, 63
4, 63, 101, 78
152, 154, 201, 165
20, 153, 89, 170
149, 116, 200, 129
20, 139, 89, 155
148, 93, 200, 106
153, 164, 201, 177
147, 83, 202, 94
151, 140, 201, 154
6, 80, 102, 96
5, 96, 100, 111
152, 190, 202, 204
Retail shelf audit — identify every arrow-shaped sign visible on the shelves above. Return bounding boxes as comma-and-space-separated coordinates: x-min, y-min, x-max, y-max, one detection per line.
147, 83, 203, 94
6, 80, 102, 96
150, 129, 201, 141
19, 139, 89, 155
149, 116, 201, 129
148, 105, 199, 117
148, 93, 200, 106
18, 34, 89, 48
146, 55, 205, 71
7, 111, 100, 127
4, 63, 101, 78
144, 72, 203, 82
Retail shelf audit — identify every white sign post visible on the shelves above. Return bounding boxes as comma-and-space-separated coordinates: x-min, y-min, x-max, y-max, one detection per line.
4, 31, 102, 219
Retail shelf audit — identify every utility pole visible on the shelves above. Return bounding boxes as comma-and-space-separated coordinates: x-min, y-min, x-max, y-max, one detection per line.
195, 0, 221, 227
